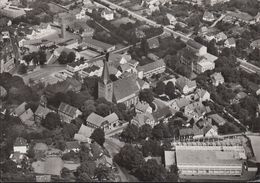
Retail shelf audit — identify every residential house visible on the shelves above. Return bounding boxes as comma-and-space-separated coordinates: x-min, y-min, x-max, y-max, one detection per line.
19, 108, 34, 126
224, 11, 255, 25
204, 0, 230, 6
224, 37, 236, 48
58, 102, 82, 123
215, 32, 227, 42
32, 157, 64, 176
250, 39, 260, 50
184, 101, 211, 122
75, 124, 93, 141
232, 91, 248, 104
211, 72, 224, 86
0, 4, 26, 19
208, 113, 226, 126
175, 77, 197, 95
170, 98, 190, 111
85, 112, 108, 129
13, 137, 28, 154
163, 78, 177, 86
137, 59, 166, 79
9, 152, 28, 168
11, 102, 27, 117
147, 38, 160, 49
166, 13, 177, 25
180, 41, 217, 74
136, 78, 150, 90
131, 112, 155, 127
101, 9, 114, 21
0, 85, 7, 98
193, 88, 210, 102
63, 161, 80, 172
35, 175, 51, 182
104, 112, 119, 129
202, 11, 215, 22
34, 105, 53, 124
26, 23, 57, 40
65, 141, 80, 153
69, 21, 94, 37
135, 101, 153, 114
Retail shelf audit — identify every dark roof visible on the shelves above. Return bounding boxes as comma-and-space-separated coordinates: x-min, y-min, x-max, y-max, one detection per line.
58, 102, 79, 117
187, 39, 204, 50
113, 75, 139, 102
14, 137, 28, 147
65, 141, 80, 150
137, 59, 165, 73
100, 60, 112, 85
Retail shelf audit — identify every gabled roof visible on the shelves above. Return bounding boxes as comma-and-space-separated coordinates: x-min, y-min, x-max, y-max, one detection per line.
113, 75, 140, 102
172, 98, 190, 109
132, 112, 154, 126
211, 72, 224, 81
187, 39, 204, 50
58, 102, 80, 118
13, 102, 27, 116
195, 88, 209, 99
0, 85, 7, 98
87, 112, 107, 127
176, 77, 197, 90
78, 124, 94, 138
225, 37, 236, 45
104, 113, 119, 124
208, 114, 226, 125
137, 59, 165, 73
35, 105, 52, 118
185, 101, 211, 116
19, 108, 34, 124
203, 11, 215, 20
65, 141, 80, 150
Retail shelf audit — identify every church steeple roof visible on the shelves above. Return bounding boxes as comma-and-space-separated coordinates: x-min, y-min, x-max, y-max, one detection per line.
101, 53, 111, 85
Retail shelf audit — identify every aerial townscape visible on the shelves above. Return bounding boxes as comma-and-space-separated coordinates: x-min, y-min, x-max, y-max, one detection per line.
0, 0, 260, 182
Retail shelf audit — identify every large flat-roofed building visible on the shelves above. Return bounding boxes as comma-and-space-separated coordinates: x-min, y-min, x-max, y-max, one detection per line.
175, 145, 246, 176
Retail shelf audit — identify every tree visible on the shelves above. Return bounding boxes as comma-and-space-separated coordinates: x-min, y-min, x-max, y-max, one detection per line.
67, 52, 76, 63
165, 81, 175, 99
121, 124, 139, 143
76, 161, 96, 181
41, 112, 61, 130
58, 51, 68, 64
135, 159, 167, 181
62, 123, 78, 140
141, 139, 162, 157
1, 160, 18, 173
154, 81, 165, 95
61, 167, 71, 178
139, 89, 154, 104
96, 103, 110, 117
81, 99, 96, 118
90, 128, 105, 146
141, 38, 149, 56
94, 164, 111, 181
38, 50, 47, 65
114, 144, 144, 171
17, 64, 28, 75
139, 124, 152, 139
152, 123, 170, 139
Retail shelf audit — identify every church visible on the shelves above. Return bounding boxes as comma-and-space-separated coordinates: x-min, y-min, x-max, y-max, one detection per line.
98, 57, 140, 108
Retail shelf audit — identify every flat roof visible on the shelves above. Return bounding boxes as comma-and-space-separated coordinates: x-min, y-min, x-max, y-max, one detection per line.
248, 135, 260, 163
176, 146, 243, 166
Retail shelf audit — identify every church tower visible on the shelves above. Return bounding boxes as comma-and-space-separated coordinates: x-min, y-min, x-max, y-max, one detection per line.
98, 56, 113, 102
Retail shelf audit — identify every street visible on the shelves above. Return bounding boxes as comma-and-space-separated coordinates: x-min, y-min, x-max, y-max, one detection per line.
104, 138, 139, 182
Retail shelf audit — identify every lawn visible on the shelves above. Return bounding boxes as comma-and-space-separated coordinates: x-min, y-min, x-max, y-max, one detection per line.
111, 17, 136, 28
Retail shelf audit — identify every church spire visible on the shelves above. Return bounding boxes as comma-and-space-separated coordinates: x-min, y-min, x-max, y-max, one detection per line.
101, 53, 111, 84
